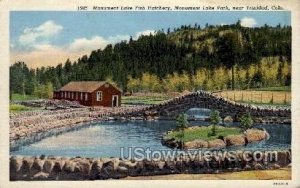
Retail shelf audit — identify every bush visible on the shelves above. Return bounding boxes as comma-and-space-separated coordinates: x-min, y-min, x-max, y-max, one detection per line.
240, 112, 253, 130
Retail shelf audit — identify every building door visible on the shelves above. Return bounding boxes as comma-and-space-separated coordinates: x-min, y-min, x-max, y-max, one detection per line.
112, 95, 118, 107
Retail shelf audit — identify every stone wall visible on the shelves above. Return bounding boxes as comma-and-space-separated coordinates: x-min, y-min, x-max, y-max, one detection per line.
10, 150, 291, 180
9, 106, 149, 143
125, 91, 291, 121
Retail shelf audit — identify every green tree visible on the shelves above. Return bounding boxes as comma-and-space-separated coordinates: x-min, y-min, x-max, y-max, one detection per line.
176, 113, 189, 149
210, 110, 221, 136
240, 112, 253, 130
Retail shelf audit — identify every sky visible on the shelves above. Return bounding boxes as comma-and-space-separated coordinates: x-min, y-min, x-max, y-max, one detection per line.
10, 11, 291, 68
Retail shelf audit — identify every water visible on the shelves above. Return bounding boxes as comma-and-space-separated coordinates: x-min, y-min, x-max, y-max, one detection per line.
10, 120, 291, 158
185, 108, 211, 120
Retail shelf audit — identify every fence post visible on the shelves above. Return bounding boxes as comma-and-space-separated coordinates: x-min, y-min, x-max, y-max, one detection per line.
234, 93, 235, 101
261, 93, 262, 104
284, 93, 287, 104
241, 92, 244, 102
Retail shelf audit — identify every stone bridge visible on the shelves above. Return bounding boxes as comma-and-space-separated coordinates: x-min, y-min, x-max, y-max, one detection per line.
125, 91, 291, 120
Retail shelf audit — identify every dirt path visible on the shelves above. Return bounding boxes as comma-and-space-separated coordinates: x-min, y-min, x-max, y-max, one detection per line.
124, 168, 291, 180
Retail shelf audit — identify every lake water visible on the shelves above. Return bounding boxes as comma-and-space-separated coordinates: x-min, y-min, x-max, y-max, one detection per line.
10, 120, 291, 158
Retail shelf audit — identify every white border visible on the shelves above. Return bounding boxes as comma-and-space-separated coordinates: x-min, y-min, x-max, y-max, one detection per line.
0, 0, 299, 187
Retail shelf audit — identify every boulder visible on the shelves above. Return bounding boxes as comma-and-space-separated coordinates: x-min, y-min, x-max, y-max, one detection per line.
223, 116, 233, 123
208, 139, 226, 148
20, 157, 34, 175
244, 129, 267, 143
31, 158, 45, 174
254, 163, 264, 170
43, 160, 54, 173
63, 160, 76, 173
90, 160, 103, 179
224, 134, 246, 146
32, 172, 49, 180
183, 139, 208, 149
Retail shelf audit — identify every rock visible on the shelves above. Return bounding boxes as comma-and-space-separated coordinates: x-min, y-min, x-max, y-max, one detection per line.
244, 164, 252, 170
52, 160, 65, 173
183, 139, 208, 149
43, 160, 54, 173
224, 134, 246, 146
90, 160, 103, 179
117, 166, 128, 174
32, 172, 49, 180
31, 158, 45, 174
208, 139, 226, 148
74, 159, 92, 178
273, 163, 281, 169
254, 163, 264, 170
244, 129, 267, 143
119, 160, 137, 169
20, 157, 34, 175
63, 160, 76, 173
10, 156, 23, 173
277, 151, 288, 166
224, 116, 233, 123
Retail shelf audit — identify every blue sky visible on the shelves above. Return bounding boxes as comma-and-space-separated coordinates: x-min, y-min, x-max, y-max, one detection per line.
10, 11, 291, 68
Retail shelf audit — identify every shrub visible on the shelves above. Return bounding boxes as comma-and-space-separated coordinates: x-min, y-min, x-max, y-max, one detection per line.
176, 113, 189, 130
240, 112, 253, 130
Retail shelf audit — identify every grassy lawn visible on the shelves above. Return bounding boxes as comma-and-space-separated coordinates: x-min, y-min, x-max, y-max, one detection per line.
165, 126, 242, 142
11, 93, 40, 101
10, 104, 34, 113
122, 95, 170, 105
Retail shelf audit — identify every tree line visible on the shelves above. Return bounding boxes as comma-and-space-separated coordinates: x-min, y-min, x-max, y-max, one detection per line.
10, 21, 291, 98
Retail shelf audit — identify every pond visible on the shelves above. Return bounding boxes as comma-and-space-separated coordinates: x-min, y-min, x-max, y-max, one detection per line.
10, 120, 291, 158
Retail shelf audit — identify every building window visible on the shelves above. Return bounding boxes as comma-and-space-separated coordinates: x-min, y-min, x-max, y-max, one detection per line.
96, 91, 102, 101
71, 92, 74, 99
80, 92, 83, 100
85, 93, 88, 101
61, 92, 63, 98
64, 92, 67, 98
68, 92, 70, 98
76, 92, 78, 100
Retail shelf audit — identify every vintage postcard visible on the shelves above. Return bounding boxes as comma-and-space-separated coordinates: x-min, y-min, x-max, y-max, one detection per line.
0, 0, 299, 187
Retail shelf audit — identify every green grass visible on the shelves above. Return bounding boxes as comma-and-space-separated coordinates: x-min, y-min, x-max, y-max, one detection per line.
165, 126, 242, 142
11, 93, 40, 101
254, 86, 291, 92
10, 104, 33, 113
122, 95, 170, 105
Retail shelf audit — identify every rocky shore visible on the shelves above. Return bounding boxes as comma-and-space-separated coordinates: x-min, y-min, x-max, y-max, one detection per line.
10, 150, 291, 180
9, 106, 151, 144
162, 127, 269, 149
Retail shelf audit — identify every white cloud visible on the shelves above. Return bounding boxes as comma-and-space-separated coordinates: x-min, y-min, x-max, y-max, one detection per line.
134, 30, 155, 39
12, 29, 156, 68
67, 36, 109, 53
108, 35, 130, 43
19, 20, 63, 45
240, 17, 257, 27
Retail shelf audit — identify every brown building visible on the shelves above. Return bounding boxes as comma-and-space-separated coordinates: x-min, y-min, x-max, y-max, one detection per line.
53, 81, 121, 107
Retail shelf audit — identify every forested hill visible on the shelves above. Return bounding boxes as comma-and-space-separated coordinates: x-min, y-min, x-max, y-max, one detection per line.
10, 22, 291, 96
